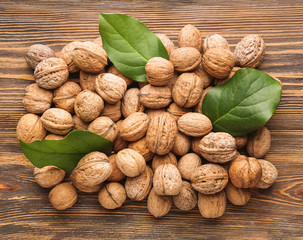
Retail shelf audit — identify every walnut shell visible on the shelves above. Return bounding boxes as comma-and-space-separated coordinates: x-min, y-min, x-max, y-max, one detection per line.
25, 44, 55, 69
193, 62, 213, 88
95, 73, 127, 104
166, 72, 179, 90
198, 132, 237, 163
156, 33, 176, 56
191, 137, 202, 155
202, 47, 235, 79
23, 83, 53, 114
173, 181, 197, 211
72, 41, 107, 73
145, 108, 166, 121
122, 88, 145, 118
257, 159, 278, 189
34, 166, 65, 188
48, 182, 77, 210
98, 182, 126, 209
178, 153, 202, 181
153, 163, 182, 196
44, 134, 65, 140
191, 164, 228, 194
234, 34, 265, 68
72, 115, 88, 130
147, 188, 172, 218
59, 41, 82, 73
177, 112, 212, 137
125, 166, 153, 201
194, 86, 212, 114
74, 90, 104, 123
198, 191, 226, 218
225, 182, 251, 206
34, 57, 69, 89
113, 120, 128, 152
146, 112, 178, 155
100, 100, 122, 122
166, 102, 191, 121
145, 57, 174, 86
107, 154, 126, 182
171, 131, 191, 156
79, 70, 99, 91
139, 84, 172, 109
128, 137, 154, 161
170, 47, 201, 72
235, 135, 248, 149
88, 116, 118, 142
172, 72, 204, 108
202, 34, 230, 53
107, 65, 134, 86
178, 24, 203, 52
246, 126, 271, 159
152, 152, 177, 172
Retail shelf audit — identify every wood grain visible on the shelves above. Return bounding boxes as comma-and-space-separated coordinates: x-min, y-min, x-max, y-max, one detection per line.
1, 0, 303, 239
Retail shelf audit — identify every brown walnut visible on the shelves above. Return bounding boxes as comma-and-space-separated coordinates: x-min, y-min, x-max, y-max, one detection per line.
100, 100, 122, 122
166, 102, 191, 121
178, 24, 203, 52
128, 137, 154, 162
139, 84, 172, 109
147, 188, 172, 218
193, 62, 213, 88
25, 44, 55, 69
59, 41, 82, 73
48, 182, 77, 210
171, 131, 191, 156
202, 34, 230, 53
113, 120, 128, 152
145, 57, 174, 86
198, 191, 226, 218
72, 115, 88, 130
107, 65, 134, 86
156, 33, 176, 56
122, 88, 145, 118
145, 108, 166, 121
235, 135, 248, 149
173, 181, 197, 211
152, 152, 177, 172
16, 114, 46, 142
170, 47, 201, 72
107, 154, 126, 182
257, 159, 278, 189
34, 166, 65, 188
225, 182, 251, 206
246, 126, 271, 159
178, 153, 202, 181
98, 182, 126, 209
79, 70, 99, 92
88, 116, 118, 142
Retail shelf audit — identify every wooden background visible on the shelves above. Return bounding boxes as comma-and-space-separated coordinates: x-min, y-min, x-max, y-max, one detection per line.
1, 0, 303, 239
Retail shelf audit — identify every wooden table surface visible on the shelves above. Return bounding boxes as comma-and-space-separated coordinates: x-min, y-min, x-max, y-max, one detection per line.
1, 0, 303, 239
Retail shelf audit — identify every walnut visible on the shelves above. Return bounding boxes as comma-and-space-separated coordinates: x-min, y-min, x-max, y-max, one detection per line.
16, 113, 43, 139
139, 84, 172, 109
23, 83, 53, 114
229, 155, 262, 188
191, 164, 228, 194
125, 166, 153, 201
171, 131, 191, 156
41, 108, 74, 135
34, 166, 65, 188
25, 44, 55, 69
48, 182, 77, 210
100, 100, 122, 122
246, 126, 271, 158
59, 41, 82, 73
145, 108, 166, 121
34, 57, 69, 89
107, 65, 134, 86
172, 72, 204, 108
128, 137, 154, 161
44, 134, 65, 140
178, 24, 203, 52
98, 182, 126, 209
173, 181, 197, 210
177, 112, 212, 137
170, 47, 201, 72
198, 132, 237, 163
72, 115, 88, 130
194, 86, 212, 114
145, 57, 174, 86
116, 148, 146, 177
166, 72, 179, 90
178, 153, 202, 181
234, 34, 265, 68
74, 90, 104, 122
225, 182, 251, 206
79, 70, 99, 92
107, 154, 126, 182
95, 73, 127, 104
156, 33, 175, 56
193, 62, 213, 88
153, 163, 182, 195
198, 191, 226, 218
257, 159, 278, 189
202, 34, 230, 53
120, 112, 150, 142
166, 102, 191, 121
72, 41, 107, 73
147, 188, 172, 218
88, 117, 118, 142
113, 120, 128, 152
235, 135, 248, 149
202, 47, 235, 79
152, 152, 177, 172
146, 112, 178, 155
122, 88, 145, 118
53, 82, 81, 113
191, 137, 202, 155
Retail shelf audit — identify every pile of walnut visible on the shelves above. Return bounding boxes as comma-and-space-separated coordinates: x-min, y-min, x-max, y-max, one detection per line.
17, 24, 278, 218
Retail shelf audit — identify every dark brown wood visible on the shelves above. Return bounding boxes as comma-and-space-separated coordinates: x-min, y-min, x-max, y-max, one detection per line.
1, 0, 303, 239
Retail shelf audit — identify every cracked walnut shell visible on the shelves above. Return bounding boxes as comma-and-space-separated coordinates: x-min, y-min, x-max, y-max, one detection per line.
170, 47, 201, 72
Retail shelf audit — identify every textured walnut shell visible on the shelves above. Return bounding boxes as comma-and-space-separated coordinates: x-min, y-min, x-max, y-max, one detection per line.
44, 134, 65, 140
116, 148, 146, 177
95, 73, 127, 104
72, 41, 107, 73
193, 62, 213, 88
59, 41, 82, 73
171, 131, 191, 156
48, 182, 77, 210
225, 182, 251, 206
145, 57, 174, 86
139, 84, 172, 109
235, 135, 248, 149
178, 153, 202, 181
107, 154, 126, 182
170, 47, 201, 72
172, 72, 204, 108
246, 126, 271, 158
191, 137, 202, 155
202, 34, 230, 53
72, 115, 88, 130
98, 182, 126, 209
145, 109, 166, 121
107, 65, 134, 86
229, 155, 262, 188
128, 137, 154, 162
191, 164, 228, 194
122, 88, 145, 118
198, 191, 226, 218
153, 163, 182, 196
146, 112, 178, 155
53, 82, 81, 113
100, 101, 122, 122
173, 181, 197, 211
234, 34, 265, 68
156, 33, 175, 56
79, 70, 99, 92
25, 44, 55, 69
88, 116, 118, 142
166, 72, 179, 90
198, 132, 237, 163
257, 159, 278, 189
151, 152, 177, 172
34, 166, 65, 188
113, 120, 128, 152
120, 112, 150, 142
166, 102, 191, 121
178, 24, 203, 52
34, 57, 69, 89
23, 83, 53, 114
125, 166, 153, 201
177, 112, 212, 137
194, 86, 212, 114
202, 47, 235, 79
74, 90, 104, 122
147, 188, 172, 218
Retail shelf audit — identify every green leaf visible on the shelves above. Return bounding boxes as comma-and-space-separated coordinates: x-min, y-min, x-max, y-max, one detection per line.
202, 68, 282, 137
99, 13, 169, 82
20, 130, 112, 173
